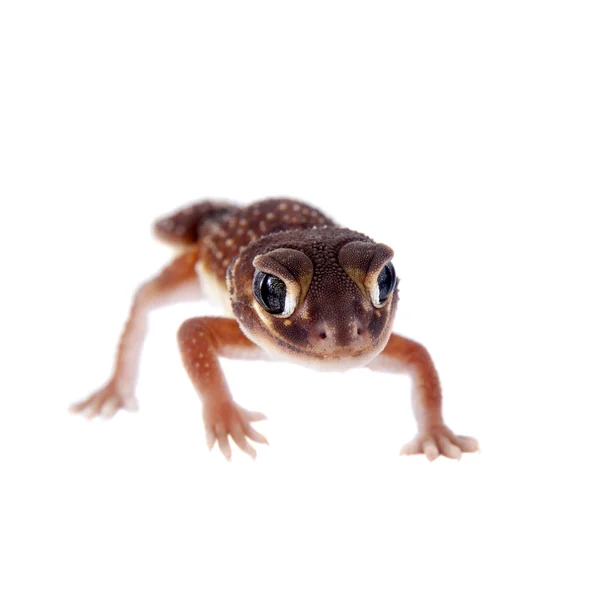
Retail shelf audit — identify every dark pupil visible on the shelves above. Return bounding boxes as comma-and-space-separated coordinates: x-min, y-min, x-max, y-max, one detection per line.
377, 263, 396, 302
260, 274, 287, 314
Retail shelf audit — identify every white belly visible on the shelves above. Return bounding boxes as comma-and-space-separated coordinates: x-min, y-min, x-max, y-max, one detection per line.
195, 262, 234, 317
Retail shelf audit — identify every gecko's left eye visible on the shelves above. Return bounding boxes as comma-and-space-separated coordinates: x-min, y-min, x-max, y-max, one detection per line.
370, 261, 396, 307
252, 270, 297, 317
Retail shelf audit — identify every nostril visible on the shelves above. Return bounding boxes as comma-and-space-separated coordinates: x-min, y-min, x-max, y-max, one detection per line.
356, 328, 363, 336
319, 332, 327, 340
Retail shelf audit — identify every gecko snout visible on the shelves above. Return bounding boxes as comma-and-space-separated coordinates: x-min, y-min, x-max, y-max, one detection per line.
311, 316, 371, 352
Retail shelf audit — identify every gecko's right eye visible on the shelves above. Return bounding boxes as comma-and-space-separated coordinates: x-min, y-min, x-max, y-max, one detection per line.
368, 261, 397, 308
253, 271, 295, 317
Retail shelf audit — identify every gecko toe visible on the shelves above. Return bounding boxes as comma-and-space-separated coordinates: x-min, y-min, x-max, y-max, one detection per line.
423, 439, 440, 461
100, 398, 120, 419
230, 423, 258, 459
438, 435, 461, 459
244, 423, 268, 445
243, 410, 268, 422
205, 426, 217, 450
399, 438, 421, 455
456, 435, 479, 453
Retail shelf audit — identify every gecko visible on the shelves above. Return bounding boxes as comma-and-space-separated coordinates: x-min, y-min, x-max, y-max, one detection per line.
71, 198, 478, 460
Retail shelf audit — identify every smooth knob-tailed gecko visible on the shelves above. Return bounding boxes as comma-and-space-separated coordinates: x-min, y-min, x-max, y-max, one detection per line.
72, 198, 478, 460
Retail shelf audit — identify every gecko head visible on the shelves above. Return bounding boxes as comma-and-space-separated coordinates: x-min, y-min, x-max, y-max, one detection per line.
227, 227, 398, 371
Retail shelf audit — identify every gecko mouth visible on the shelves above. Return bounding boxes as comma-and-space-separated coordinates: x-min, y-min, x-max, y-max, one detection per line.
266, 331, 384, 364
271, 338, 383, 371
284, 343, 372, 360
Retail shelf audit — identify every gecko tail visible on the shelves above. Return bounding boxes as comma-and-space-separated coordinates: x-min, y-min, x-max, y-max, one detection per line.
153, 199, 239, 246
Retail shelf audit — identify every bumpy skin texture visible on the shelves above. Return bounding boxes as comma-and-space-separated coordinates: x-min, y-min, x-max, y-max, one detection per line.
73, 197, 478, 460
229, 227, 397, 369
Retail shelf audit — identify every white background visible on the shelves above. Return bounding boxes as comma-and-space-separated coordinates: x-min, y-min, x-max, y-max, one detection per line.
1, 1, 599, 598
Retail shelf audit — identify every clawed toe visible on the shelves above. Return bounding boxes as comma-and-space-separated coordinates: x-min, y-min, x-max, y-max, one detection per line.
456, 435, 479, 453
214, 423, 233, 460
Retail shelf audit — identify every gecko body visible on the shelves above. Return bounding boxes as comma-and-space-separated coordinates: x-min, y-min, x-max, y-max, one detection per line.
72, 198, 477, 460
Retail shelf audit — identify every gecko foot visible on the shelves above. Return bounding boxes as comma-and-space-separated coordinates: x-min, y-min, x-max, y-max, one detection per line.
400, 424, 478, 461
203, 401, 268, 460
70, 380, 139, 419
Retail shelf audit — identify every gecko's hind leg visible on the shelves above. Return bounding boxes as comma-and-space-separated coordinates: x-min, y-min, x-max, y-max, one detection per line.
71, 248, 201, 419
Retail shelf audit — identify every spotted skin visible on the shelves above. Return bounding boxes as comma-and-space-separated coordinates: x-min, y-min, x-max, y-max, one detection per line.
73, 197, 478, 460
228, 226, 397, 369
197, 198, 336, 281
154, 200, 239, 246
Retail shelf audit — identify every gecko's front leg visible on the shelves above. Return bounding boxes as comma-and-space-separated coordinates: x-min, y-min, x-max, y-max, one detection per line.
368, 334, 478, 460
71, 249, 201, 418
178, 317, 269, 459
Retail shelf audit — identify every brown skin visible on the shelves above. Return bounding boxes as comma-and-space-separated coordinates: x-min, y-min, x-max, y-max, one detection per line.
228, 227, 398, 368
73, 198, 478, 460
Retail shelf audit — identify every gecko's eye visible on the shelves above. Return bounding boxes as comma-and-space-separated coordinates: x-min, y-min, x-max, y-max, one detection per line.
370, 261, 396, 307
252, 271, 296, 317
